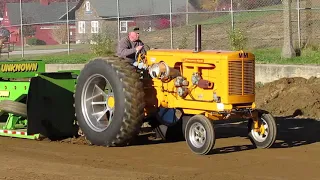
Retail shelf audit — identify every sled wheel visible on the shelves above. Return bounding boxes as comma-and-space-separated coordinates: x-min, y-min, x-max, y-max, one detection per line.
185, 115, 215, 155
0, 100, 27, 117
248, 110, 277, 149
75, 57, 145, 147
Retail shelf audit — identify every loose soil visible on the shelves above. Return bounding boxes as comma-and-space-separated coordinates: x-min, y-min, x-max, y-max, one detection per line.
255, 77, 320, 119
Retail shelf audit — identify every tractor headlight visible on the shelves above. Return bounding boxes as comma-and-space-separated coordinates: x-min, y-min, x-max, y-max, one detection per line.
148, 62, 170, 79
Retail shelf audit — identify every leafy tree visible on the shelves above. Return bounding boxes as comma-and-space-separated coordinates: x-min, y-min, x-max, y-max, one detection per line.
200, 0, 219, 11
51, 24, 68, 44
20, 17, 36, 37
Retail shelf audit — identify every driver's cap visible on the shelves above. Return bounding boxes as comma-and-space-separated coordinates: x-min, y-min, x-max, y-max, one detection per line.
128, 26, 140, 33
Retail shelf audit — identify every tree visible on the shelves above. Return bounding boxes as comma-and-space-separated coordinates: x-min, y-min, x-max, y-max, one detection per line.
51, 24, 68, 44
200, 0, 219, 10
281, 0, 296, 58
20, 16, 36, 37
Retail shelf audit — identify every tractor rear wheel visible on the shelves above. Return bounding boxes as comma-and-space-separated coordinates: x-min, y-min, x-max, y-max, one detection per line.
74, 57, 145, 147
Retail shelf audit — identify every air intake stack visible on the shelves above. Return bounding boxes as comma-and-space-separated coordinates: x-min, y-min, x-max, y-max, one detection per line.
194, 24, 201, 53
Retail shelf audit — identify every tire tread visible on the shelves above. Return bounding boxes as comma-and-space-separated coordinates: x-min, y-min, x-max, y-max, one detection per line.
76, 57, 145, 146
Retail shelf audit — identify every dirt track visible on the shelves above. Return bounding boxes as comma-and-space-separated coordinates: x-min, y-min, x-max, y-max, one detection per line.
0, 77, 320, 180
0, 117, 320, 180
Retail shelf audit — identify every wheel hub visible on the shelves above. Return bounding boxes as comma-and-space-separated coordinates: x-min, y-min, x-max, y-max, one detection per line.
107, 96, 115, 108
189, 122, 206, 148
81, 74, 115, 132
251, 118, 269, 142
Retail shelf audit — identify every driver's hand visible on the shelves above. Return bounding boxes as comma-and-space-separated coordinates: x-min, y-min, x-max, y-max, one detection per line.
136, 45, 143, 52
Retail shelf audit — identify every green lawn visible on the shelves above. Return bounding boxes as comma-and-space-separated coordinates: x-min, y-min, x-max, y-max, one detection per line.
5, 47, 320, 65
13, 44, 89, 51
253, 48, 320, 65
8, 52, 96, 64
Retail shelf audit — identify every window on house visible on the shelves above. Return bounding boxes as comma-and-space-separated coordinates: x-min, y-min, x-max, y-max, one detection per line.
85, 1, 90, 11
91, 21, 99, 33
120, 21, 127, 33
120, 21, 134, 33
78, 21, 85, 33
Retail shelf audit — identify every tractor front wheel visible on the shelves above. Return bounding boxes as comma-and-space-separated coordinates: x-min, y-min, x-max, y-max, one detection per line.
248, 110, 277, 149
185, 115, 215, 155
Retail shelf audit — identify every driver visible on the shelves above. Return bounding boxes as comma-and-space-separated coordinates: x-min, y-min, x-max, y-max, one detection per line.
116, 26, 146, 63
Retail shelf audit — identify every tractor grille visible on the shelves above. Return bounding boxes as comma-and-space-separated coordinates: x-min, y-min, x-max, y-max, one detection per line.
228, 60, 255, 95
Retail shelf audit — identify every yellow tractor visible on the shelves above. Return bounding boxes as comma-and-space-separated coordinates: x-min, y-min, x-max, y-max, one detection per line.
74, 25, 277, 155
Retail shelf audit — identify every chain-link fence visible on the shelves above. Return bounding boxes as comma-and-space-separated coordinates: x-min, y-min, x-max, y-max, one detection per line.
0, 0, 319, 58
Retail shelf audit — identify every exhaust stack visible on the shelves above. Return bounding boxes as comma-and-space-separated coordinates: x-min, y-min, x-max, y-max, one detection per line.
194, 24, 201, 53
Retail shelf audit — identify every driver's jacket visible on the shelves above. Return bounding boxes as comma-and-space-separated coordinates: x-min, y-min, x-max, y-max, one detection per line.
116, 36, 146, 61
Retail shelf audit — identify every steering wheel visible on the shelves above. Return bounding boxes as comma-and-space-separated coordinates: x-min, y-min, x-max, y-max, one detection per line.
135, 50, 143, 64
134, 44, 150, 63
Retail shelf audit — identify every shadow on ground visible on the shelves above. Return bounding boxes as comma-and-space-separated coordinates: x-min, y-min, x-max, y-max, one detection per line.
210, 116, 320, 154
133, 116, 320, 155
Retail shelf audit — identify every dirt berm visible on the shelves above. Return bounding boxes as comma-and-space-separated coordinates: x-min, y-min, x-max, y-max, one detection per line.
255, 76, 320, 119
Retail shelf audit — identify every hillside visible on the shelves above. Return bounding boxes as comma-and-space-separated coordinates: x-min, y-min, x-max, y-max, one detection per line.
140, 1, 320, 51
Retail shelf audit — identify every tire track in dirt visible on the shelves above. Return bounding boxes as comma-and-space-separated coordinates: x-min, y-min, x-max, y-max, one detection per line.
0, 118, 319, 180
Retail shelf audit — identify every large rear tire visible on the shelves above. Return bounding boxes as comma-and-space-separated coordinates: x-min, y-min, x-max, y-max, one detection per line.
74, 57, 145, 147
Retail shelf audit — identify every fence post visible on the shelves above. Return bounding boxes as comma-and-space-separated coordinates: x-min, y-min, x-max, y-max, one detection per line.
297, 0, 301, 49
117, 0, 120, 42
230, 0, 234, 31
170, 0, 173, 49
66, 0, 70, 55
186, 0, 189, 25
19, 0, 24, 58
281, 0, 296, 58
305, 0, 312, 47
